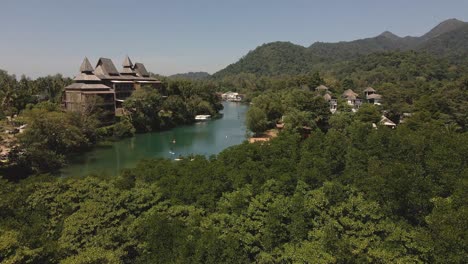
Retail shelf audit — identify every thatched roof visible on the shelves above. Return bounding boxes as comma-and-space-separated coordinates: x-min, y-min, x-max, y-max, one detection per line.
134, 63, 150, 77
65, 83, 112, 90
323, 93, 332, 101
342, 89, 359, 98
364, 87, 376, 92
80, 57, 94, 73
122, 55, 133, 67
95, 58, 120, 77
341, 89, 359, 100
367, 93, 382, 100
74, 73, 102, 82
380, 116, 396, 127
315, 85, 329, 91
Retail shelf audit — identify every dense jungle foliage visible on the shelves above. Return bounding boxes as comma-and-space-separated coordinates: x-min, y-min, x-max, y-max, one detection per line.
1, 25, 468, 262
0, 116, 466, 263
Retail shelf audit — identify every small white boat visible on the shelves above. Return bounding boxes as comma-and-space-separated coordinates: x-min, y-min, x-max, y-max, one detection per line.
195, 115, 211, 121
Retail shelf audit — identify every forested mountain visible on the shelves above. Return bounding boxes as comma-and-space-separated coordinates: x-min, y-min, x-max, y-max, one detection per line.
419, 23, 468, 60
214, 19, 468, 77
169, 71, 211, 80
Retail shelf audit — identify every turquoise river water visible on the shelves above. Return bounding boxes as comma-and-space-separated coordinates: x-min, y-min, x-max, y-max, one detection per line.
61, 102, 249, 177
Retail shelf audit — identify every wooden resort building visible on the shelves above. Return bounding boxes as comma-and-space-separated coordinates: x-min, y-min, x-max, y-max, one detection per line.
63, 56, 161, 115
364, 87, 383, 105
342, 89, 363, 112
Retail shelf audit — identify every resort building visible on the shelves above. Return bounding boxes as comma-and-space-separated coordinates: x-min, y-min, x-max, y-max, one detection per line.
323, 92, 338, 113
63, 56, 161, 115
379, 115, 397, 128
342, 89, 362, 111
364, 87, 383, 105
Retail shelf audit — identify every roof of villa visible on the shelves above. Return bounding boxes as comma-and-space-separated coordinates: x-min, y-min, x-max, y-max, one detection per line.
73, 73, 102, 82
323, 93, 332, 101
315, 85, 329, 91
364, 87, 376, 92
122, 55, 133, 67
367, 93, 382, 99
79, 57, 94, 73
65, 83, 113, 91
134, 62, 150, 77
380, 116, 396, 127
95, 58, 121, 78
342, 89, 359, 98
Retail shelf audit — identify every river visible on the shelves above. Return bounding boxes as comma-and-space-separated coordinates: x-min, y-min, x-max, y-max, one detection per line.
61, 102, 249, 177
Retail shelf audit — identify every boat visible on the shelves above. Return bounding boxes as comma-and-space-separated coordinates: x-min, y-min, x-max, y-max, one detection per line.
194, 115, 211, 121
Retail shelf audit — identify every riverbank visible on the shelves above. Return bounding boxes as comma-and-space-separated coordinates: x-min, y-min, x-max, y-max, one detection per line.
248, 129, 278, 143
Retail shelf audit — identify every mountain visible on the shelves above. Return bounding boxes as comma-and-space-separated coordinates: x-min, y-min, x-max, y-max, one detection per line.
419, 18, 467, 41
418, 23, 468, 59
169, 72, 211, 80
214, 19, 467, 77
216, 42, 319, 76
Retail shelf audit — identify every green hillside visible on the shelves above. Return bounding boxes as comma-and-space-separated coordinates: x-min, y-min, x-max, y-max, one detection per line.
214, 19, 468, 77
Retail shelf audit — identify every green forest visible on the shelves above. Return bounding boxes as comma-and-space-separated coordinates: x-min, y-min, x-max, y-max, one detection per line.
1, 19, 468, 263
1, 114, 466, 263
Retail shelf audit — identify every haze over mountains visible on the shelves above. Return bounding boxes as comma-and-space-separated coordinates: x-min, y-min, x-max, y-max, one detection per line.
214, 19, 468, 77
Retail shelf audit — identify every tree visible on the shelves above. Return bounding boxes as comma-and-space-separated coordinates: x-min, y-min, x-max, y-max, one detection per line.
13, 103, 98, 173
246, 106, 268, 136
123, 87, 163, 132
355, 103, 381, 124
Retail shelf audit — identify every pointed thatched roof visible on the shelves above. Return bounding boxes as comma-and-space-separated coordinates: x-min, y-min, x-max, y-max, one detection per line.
315, 85, 329, 91
95, 58, 120, 76
364, 87, 376, 92
323, 93, 332, 101
342, 89, 359, 99
80, 57, 94, 73
134, 63, 150, 77
123, 55, 133, 68
121, 56, 137, 75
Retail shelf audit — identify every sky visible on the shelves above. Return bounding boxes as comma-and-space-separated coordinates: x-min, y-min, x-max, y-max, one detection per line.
1, 0, 468, 78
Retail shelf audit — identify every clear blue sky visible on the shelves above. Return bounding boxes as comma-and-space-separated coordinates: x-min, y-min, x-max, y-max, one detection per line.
1, 0, 467, 78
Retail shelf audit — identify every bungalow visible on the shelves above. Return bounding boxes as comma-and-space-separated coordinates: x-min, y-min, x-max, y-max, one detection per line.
379, 115, 397, 128
367, 93, 383, 105
363, 87, 376, 97
323, 93, 338, 113
342, 89, 362, 111
364, 87, 383, 105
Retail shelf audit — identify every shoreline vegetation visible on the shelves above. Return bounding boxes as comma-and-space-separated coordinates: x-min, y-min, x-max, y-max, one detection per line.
0, 47, 467, 262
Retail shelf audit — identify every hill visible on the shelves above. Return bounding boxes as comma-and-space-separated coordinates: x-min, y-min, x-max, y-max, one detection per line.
169, 72, 211, 80
214, 19, 467, 77
418, 23, 468, 60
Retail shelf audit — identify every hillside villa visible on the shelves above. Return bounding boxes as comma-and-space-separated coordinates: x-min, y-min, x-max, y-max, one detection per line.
364, 87, 383, 105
